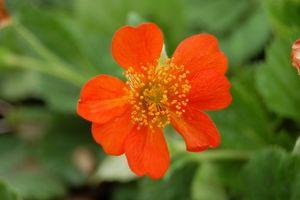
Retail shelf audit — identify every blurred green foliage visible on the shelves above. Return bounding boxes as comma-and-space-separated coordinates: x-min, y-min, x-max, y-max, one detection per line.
0, 0, 299, 199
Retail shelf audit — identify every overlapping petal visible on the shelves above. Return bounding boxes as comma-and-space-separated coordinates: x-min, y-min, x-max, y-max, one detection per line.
92, 109, 133, 155
77, 23, 232, 180
77, 75, 129, 124
188, 69, 232, 111
171, 108, 220, 152
172, 34, 227, 78
112, 23, 164, 72
125, 126, 170, 179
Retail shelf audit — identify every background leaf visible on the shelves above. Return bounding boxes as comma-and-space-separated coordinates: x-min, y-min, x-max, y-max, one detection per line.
0, 135, 66, 200
0, 180, 20, 200
185, 0, 271, 66
263, 0, 300, 38
240, 148, 300, 200
211, 68, 272, 149
256, 37, 300, 123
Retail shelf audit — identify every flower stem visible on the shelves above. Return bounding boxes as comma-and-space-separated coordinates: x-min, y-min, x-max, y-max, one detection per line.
170, 139, 252, 162
9, 20, 87, 86
2, 54, 85, 87
12, 20, 66, 64
184, 149, 252, 162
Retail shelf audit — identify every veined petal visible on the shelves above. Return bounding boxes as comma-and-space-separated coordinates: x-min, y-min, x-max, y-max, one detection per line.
77, 75, 129, 124
171, 108, 220, 152
111, 23, 164, 72
92, 109, 133, 155
125, 126, 170, 179
188, 69, 232, 111
172, 34, 227, 78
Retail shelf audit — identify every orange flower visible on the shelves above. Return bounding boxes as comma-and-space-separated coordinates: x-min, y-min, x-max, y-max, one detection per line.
291, 39, 300, 75
77, 23, 232, 179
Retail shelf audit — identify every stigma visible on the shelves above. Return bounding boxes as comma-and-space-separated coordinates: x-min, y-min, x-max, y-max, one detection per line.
125, 59, 191, 129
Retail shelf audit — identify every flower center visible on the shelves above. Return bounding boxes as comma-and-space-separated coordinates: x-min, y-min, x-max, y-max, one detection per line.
125, 59, 191, 129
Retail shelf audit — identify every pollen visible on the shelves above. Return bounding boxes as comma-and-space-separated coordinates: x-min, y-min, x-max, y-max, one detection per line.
125, 59, 191, 129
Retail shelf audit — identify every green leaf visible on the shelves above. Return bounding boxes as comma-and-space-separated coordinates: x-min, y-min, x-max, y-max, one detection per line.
0, 135, 27, 173
73, 0, 128, 35
138, 161, 198, 200
16, 4, 90, 68
0, 180, 20, 200
0, 135, 66, 200
0, 49, 41, 101
220, 6, 271, 66
291, 172, 300, 200
59, 17, 122, 76
185, 0, 271, 66
3, 171, 66, 200
36, 114, 100, 186
256, 38, 300, 123
39, 74, 79, 113
240, 147, 300, 200
186, 0, 251, 34
0, 112, 99, 198
263, 0, 300, 38
0, 9, 88, 113
0, 3, 104, 113
191, 162, 228, 200
211, 68, 272, 149
73, 0, 185, 51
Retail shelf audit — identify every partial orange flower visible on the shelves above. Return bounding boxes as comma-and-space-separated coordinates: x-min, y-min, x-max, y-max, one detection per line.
291, 39, 300, 75
77, 23, 232, 179
0, 0, 11, 28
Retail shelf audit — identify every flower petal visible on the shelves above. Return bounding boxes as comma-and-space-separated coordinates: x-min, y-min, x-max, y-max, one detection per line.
171, 108, 220, 152
172, 34, 227, 77
125, 126, 170, 179
92, 108, 133, 155
77, 75, 129, 124
111, 23, 164, 72
188, 69, 232, 110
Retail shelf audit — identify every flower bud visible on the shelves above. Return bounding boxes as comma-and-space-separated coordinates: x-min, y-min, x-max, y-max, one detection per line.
0, 0, 11, 29
291, 39, 300, 75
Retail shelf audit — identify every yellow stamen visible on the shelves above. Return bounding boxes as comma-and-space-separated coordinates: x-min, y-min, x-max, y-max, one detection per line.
125, 59, 191, 129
